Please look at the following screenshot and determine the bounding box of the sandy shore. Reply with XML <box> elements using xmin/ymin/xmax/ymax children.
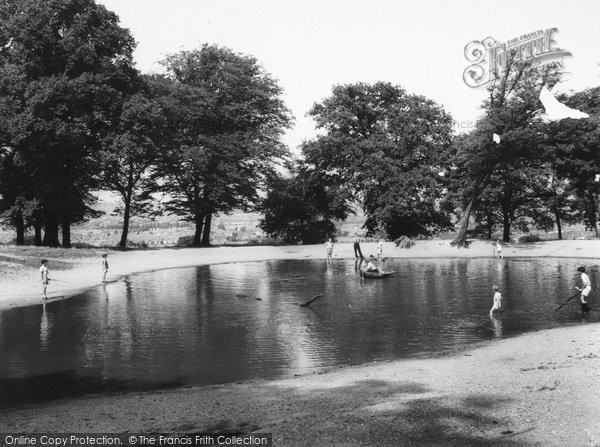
<box><xmin>1</xmin><ymin>239</ymin><xmax>600</xmax><ymax>445</ymax></box>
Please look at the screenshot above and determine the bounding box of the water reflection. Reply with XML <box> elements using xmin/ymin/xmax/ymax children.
<box><xmin>1</xmin><ymin>258</ymin><xmax>598</xmax><ymax>408</ymax></box>
<box><xmin>490</xmin><ymin>314</ymin><xmax>503</xmax><ymax>339</ymax></box>
<box><xmin>39</xmin><ymin>305</ymin><xmax>51</xmax><ymax>351</ymax></box>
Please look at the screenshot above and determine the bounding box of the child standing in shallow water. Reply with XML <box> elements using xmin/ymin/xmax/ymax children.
<box><xmin>102</xmin><ymin>254</ymin><xmax>109</xmax><ymax>283</ymax></box>
<box><xmin>490</xmin><ymin>285</ymin><xmax>502</xmax><ymax>315</ymax></box>
<box><xmin>325</xmin><ymin>239</ymin><xmax>333</xmax><ymax>260</ymax></box>
<box><xmin>353</xmin><ymin>234</ymin><xmax>364</xmax><ymax>259</ymax></box>
<box><xmin>40</xmin><ymin>259</ymin><xmax>49</xmax><ymax>301</ymax></box>
<box><xmin>575</xmin><ymin>266</ymin><xmax>591</xmax><ymax>314</ymax></box>
<box><xmin>495</xmin><ymin>239</ymin><xmax>503</xmax><ymax>259</ymax></box>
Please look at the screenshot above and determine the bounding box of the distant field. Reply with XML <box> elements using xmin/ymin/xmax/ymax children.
<box><xmin>0</xmin><ymin>198</ymin><xmax>368</xmax><ymax>248</ymax></box>
<box><xmin>0</xmin><ymin>200</ymin><xmax>595</xmax><ymax>248</ymax></box>
<box><xmin>0</xmin><ymin>212</ymin><xmax>269</xmax><ymax>247</ymax></box>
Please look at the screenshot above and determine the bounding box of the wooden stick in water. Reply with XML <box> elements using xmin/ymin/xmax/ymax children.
<box><xmin>300</xmin><ymin>294</ymin><xmax>324</xmax><ymax>307</ymax></box>
<box><xmin>554</xmin><ymin>290</ymin><xmax>581</xmax><ymax>312</ymax></box>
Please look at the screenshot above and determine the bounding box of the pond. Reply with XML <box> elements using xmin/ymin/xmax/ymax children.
<box><xmin>1</xmin><ymin>257</ymin><xmax>598</xmax><ymax>408</ymax></box>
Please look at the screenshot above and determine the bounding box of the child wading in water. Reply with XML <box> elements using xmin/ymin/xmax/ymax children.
<box><xmin>575</xmin><ymin>266</ymin><xmax>591</xmax><ymax>314</ymax></box>
<box><xmin>353</xmin><ymin>234</ymin><xmax>364</xmax><ymax>259</ymax></box>
<box><xmin>102</xmin><ymin>253</ymin><xmax>108</xmax><ymax>283</ymax></box>
<box><xmin>490</xmin><ymin>285</ymin><xmax>502</xmax><ymax>315</ymax></box>
<box><xmin>102</xmin><ymin>253</ymin><xmax>109</xmax><ymax>283</ymax></box>
<box><xmin>325</xmin><ymin>239</ymin><xmax>334</xmax><ymax>260</ymax></box>
<box><xmin>40</xmin><ymin>259</ymin><xmax>49</xmax><ymax>301</ymax></box>
<box><xmin>495</xmin><ymin>239</ymin><xmax>503</xmax><ymax>259</ymax></box>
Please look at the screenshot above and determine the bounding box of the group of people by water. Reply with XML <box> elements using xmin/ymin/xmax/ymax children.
<box><xmin>325</xmin><ymin>235</ymin><xmax>593</xmax><ymax>316</ymax></box>
<box><xmin>488</xmin><ymin>240</ymin><xmax>591</xmax><ymax>315</ymax></box>
<box><xmin>40</xmin><ymin>253</ymin><xmax>109</xmax><ymax>301</ymax></box>
<box><xmin>37</xmin><ymin>238</ymin><xmax>592</xmax><ymax>316</ymax></box>
<box><xmin>326</xmin><ymin>234</ymin><xmax>383</xmax><ymax>274</ymax></box>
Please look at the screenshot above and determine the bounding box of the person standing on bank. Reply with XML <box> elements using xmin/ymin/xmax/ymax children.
<box><xmin>40</xmin><ymin>259</ymin><xmax>49</xmax><ymax>301</ymax></box>
<box><xmin>102</xmin><ymin>253</ymin><xmax>109</xmax><ymax>283</ymax></box>
<box><xmin>353</xmin><ymin>233</ymin><xmax>364</xmax><ymax>259</ymax></box>
<box><xmin>575</xmin><ymin>266</ymin><xmax>591</xmax><ymax>314</ymax></box>
<box><xmin>377</xmin><ymin>238</ymin><xmax>383</xmax><ymax>261</ymax></box>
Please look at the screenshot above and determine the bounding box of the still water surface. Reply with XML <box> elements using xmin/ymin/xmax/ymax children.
<box><xmin>1</xmin><ymin>258</ymin><xmax>598</xmax><ymax>408</ymax></box>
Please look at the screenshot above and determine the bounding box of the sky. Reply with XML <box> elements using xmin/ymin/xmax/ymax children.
<box><xmin>97</xmin><ymin>0</ymin><xmax>600</xmax><ymax>151</ymax></box>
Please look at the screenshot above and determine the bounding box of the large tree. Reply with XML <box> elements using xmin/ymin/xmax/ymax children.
<box><xmin>155</xmin><ymin>44</ymin><xmax>292</xmax><ymax>246</ymax></box>
<box><xmin>303</xmin><ymin>82</ymin><xmax>454</xmax><ymax>239</ymax></box>
<box><xmin>0</xmin><ymin>0</ymin><xmax>136</xmax><ymax>246</ymax></box>
<box><xmin>100</xmin><ymin>76</ymin><xmax>168</xmax><ymax>248</ymax></box>
<box><xmin>546</xmin><ymin>87</ymin><xmax>600</xmax><ymax>235</ymax></box>
<box><xmin>451</xmin><ymin>55</ymin><xmax>560</xmax><ymax>246</ymax></box>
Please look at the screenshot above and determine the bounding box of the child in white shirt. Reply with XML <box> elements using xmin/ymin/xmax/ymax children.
<box><xmin>325</xmin><ymin>239</ymin><xmax>333</xmax><ymax>260</ymax></box>
<box><xmin>575</xmin><ymin>266</ymin><xmax>591</xmax><ymax>314</ymax></box>
<box><xmin>490</xmin><ymin>285</ymin><xmax>502</xmax><ymax>315</ymax></box>
<box><xmin>40</xmin><ymin>259</ymin><xmax>49</xmax><ymax>301</ymax></box>
<box><xmin>102</xmin><ymin>253</ymin><xmax>109</xmax><ymax>283</ymax></box>
<box><xmin>495</xmin><ymin>239</ymin><xmax>503</xmax><ymax>259</ymax></box>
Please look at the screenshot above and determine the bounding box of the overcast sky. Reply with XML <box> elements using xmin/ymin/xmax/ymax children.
<box><xmin>97</xmin><ymin>0</ymin><xmax>600</xmax><ymax>150</ymax></box>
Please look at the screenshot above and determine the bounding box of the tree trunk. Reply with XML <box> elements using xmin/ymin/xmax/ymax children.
<box><xmin>201</xmin><ymin>212</ymin><xmax>212</xmax><ymax>246</ymax></box>
<box><xmin>61</xmin><ymin>218</ymin><xmax>71</xmax><ymax>248</ymax></box>
<box><xmin>451</xmin><ymin>194</ymin><xmax>476</xmax><ymax>247</ymax></box>
<box><xmin>15</xmin><ymin>211</ymin><xmax>25</xmax><ymax>245</ymax></box>
<box><xmin>193</xmin><ymin>214</ymin><xmax>204</xmax><ymax>247</ymax></box>
<box><xmin>119</xmin><ymin>192</ymin><xmax>132</xmax><ymax>248</ymax></box>
<box><xmin>553</xmin><ymin>204</ymin><xmax>562</xmax><ymax>240</ymax></box>
<box><xmin>587</xmin><ymin>192</ymin><xmax>599</xmax><ymax>237</ymax></box>
<box><xmin>34</xmin><ymin>222</ymin><xmax>42</xmax><ymax>246</ymax></box>
<box><xmin>502</xmin><ymin>210</ymin><xmax>510</xmax><ymax>243</ymax></box>
<box><xmin>43</xmin><ymin>216</ymin><xmax>60</xmax><ymax>246</ymax></box>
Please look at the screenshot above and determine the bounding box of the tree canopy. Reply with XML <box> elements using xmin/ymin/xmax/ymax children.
<box><xmin>1</xmin><ymin>1</ymin><xmax>600</xmax><ymax>248</ymax></box>
<box><xmin>259</xmin><ymin>166</ymin><xmax>354</xmax><ymax>244</ymax></box>
<box><xmin>0</xmin><ymin>0</ymin><xmax>137</xmax><ymax>246</ymax></box>
<box><xmin>302</xmin><ymin>82</ymin><xmax>454</xmax><ymax>239</ymax></box>
<box><xmin>154</xmin><ymin>44</ymin><xmax>293</xmax><ymax>246</ymax></box>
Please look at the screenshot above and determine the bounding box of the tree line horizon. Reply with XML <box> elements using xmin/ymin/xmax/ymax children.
<box><xmin>1</xmin><ymin>0</ymin><xmax>599</xmax><ymax>249</ymax></box>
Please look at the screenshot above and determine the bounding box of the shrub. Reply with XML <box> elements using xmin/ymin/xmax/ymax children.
<box><xmin>518</xmin><ymin>234</ymin><xmax>541</xmax><ymax>243</ymax></box>
<box><xmin>394</xmin><ymin>235</ymin><xmax>415</xmax><ymax>249</ymax></box>
<box><xmin>71</xmin><ymin>242</ymin><xmax>98</xmax><ymax>248</ymax></box>
<box><xmin>245</xmin><ymin>237</ymin><xmax>284</xmax><ymax>246</ymax></box>
<box><xmin>176</xmin><ymin>236</ymin><xmax>195</xmax><ymax>247</ymax></box>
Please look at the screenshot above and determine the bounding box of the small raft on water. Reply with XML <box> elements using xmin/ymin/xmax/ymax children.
<box><xmin>362</xmin><ymin>271</ymin><xmax>394</xmax><ymax>279</ymax></box>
